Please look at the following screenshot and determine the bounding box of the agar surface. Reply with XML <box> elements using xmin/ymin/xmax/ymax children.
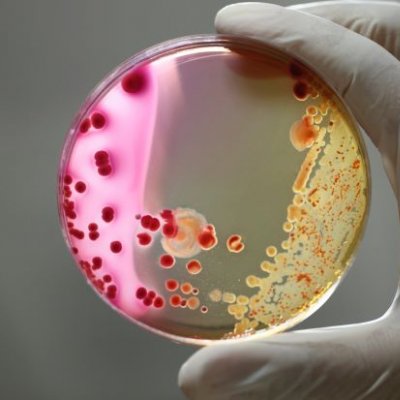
<box><xmin>59</xmin><ymin>42</ymin><xmax>368</xmax><ymax>342</ymax></box>
<box><xmin>223</xmin><ymin>80</ymin><xmax>367</xmax><ymax>337</ymax></box>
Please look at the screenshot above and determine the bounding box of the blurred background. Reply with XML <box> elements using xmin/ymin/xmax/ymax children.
<box><xmin>1</xmin><ymin>1</ymin><xmax>399</xmax><ymax>399</ymax></box>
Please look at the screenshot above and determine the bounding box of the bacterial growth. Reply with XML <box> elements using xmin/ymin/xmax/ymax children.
<box><xmin>58</xmin><ymin>37</ymin><xmax>369</xmax><ymax>344</ymax></box>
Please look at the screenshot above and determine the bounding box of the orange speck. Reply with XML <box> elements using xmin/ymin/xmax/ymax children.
<box><xmin>181</xmin><ymin>282</ymin><xmax>192</xmax><ymax>295</ymax></box>
<box><xmin>296</xmin><ymin>273</ymin><xmax>312</xmax><ymax>284</ymax></box>
<box><xmin>301</xmin><ymin>292</ymin><xmax>309</xmax><ymax>300</ymax></box>
<box><xmin>187</xmin><ymin>297</ymin><xmax>200</xmax><ymax>310</ymax></box>
<box><xmin>308</xmin><ymin>188</ymin><xmax>318</xmax><ymax>197</ymax></box>
<box><xmin>352</xmin><ymin>159</ymin><xmax>361</xmax><ymax>169</ymax></box>
<box><xmin>186</xmin><ymin>259</ymin><xmax>202</xmax><ymax>275</ymax></box>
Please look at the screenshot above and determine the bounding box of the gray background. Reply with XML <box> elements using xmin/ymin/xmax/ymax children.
<box><xmin>1</xmin><ymin>1</ymin><xmax>399</xmax><ymax>399</ymax></box>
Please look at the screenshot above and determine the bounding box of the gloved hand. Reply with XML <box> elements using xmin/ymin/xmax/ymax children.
<box><xmin>178</xmin><ymin>2</ymin><xmax>400</xmax><ymax>399</ymax></box>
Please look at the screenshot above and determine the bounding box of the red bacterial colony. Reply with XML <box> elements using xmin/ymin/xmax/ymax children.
<box><xmin>136</xmin><ymin>213</ymin><xmax>167</xmax><ymax>247</ymax></box>
<box><xmin>70</xmin><ymin>228</ymin><xmax>84</xmax><ymax>239</ymax></box>
<box><xmin>102</xmin><ymin>206</ymin><xmax>114</xmax><ymax>222</ymax></box>
<box><xmin>121</xmin><ymin>70</ymin><xmax>147</xmax><ymax>94</ymax></box>
<box><xmin>92</xmin><ymin>256</ymin><xmax>102</xmax><ymax>270</ymax></box>
<box><xmin>110</xmin><ymin>241</ymin><xmax>122</xmax><ymax>253</ymax></box>
<box><xmin>293</xmin><ymin>81</ymin><xmax>309</xmax><ymax>101</ymax></box>
<box><xmin>75</xmin><ymin>181</ymin><xmax>86</xmax><ymax>193</ymax></box>
<box><xmin>153</xmin><ymin>297</ymin><xmax>164</xmax><ymax>308</ymax></box>
<box><xmin>94</xmin><ymin>150</ymin><xmax>112</xmax><ymax>176</ymax></box>
<box><xmin>140</xmin><ymin>215</ymin><xmax>152</xmax><ymax>228</ymax></box>
<box><xmin>170</xmin><ymin>295</ymin><xmax>181</xmax><ymax>308</ymax></box>
<box><xmin>159</xmin><ymin>254</ymin><xmax>175</xmax><ymax>268</ymax></box>
<box><xmin>88</xmin><ymin>223</ymin><xmax>100</xmax><ymax>241</ymax></box>
<box><xmin>143</xmin><ymin>297</ymin><xmax>152</xmax><ymax>306</ymax></box>
<box><xmin>148</xmin><ymin>218</ymin><xmax>160</xmax><ymax>231</ymax></box>
<box><xmin>137</xmin><ymin>232</ymin><xmax>151</xmax><ymax>246</ymax></box>
<box><xmin>197</xmin><ymin>226</ymin><xmax>217</xmax><ymax>250</ymax></box>
<box><xmin>63</xmin><ymin>199</ymin><xmax>76</xmax><ymax>219</ymax></box>
<box><xmin>106</xmin><ymin>285</ymin><xmax>117</xmax><ymax>300</ymax></box>
<box><xmin>160</xmin><ymin>209</ymin><xmax>178</xmax><ymax>238</ymax></box>
<box><xmin>91</xmin><ymin>112</ymin><xmax>106</xmax><ymax>129</ymax></box>
<box><xmin>161</xmin><ymin>209</ymin><xmax>173</xmax><ymax>219</ymax></box>
<box><xmin>186</xmin><ymin>259</ymin><xmax>202</xmax><ymax>275</ymax></box>
<box><xmin>135</xmin><ymin>286</ymin><xmax>165</xmax><ymax>309</ymax></box>
<box><xmin>162</xmin><ymin>222</ymin><xmax>177</xmax><ymax>238</ymax></box>
<box><xmin>89</xmin><ymin>231</ymin><xmax>100</xmax><ymax>241</ymax></box>
<box><xmin>136</xmin><ymin>287</ymin><xmax>147</xmax><ymax>299</ymax></box>
<box><xmin>226</xmin><ymin>234</ymin><xmax>245</xmax><ymax>253</ymax></box>
<box><xmin>78</xmin><ymin>257</ymin><xmax>117</xmax><ymax>301</ymax></box>
<box><xmin>140</xmin><ymin>215</ymin><xmax>160</xmax><ymax>231</ymax></box>
<box><xmin>165</xmin><ymin>279</ymin><xmax>179</xmax><ymax>292</ymax></box>
<box><xmin>88</xmin><ymin>223</ymin><xmax>98</xmax><ymax>231</ymax></box>
<box><xmin>79</xmin><ymin>118</ymin><xmax>91</xmax><ymax>133</ymax></box>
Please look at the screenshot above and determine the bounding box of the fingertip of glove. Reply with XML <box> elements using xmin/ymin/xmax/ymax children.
<box><xmin>178</xmin><ymin>359</ymin><xmax>194</xmax><ymax>398</ymax></box>
<box><xmin>178</xmin><ymin>343</ymin><xmax>243</xmax><ymax>398</ymax></box>
<box><xmin>215</xmin><ymin>2</ymin><xmax>284</xmax><ymax>33</ymax></box>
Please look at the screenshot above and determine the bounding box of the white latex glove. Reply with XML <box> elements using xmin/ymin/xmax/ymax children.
<box><xmin>178</xmin><ymin>2</ymin><xmax>400</xmax><ymax>399</ymax></box>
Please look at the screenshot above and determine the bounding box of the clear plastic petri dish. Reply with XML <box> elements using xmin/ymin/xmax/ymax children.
<box><xmin>58</xmin><ymin>34</ymin><xmax>370</xmax><ymax>345</ymax></box>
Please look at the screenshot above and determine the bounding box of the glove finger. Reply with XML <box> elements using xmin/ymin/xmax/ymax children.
<box><xmin>289</xmin><ymin>0</ymin><xmax>400</xmax><ymax>60</ymax></box>
<box><xmin>215</xmin><ymin>2</ymin><xmax>400</xmax><ymax>200</ymax></box>
<box><xmin>179</xmin><ymin>320</ymin><xmax>399</xmax><ymax>400</ymax></box>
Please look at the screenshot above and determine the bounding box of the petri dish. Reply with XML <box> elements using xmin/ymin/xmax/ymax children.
<box><xmin>58</xmin><ymin>35</ymin><xmax>370</xmax><ymax>345</ymax></box>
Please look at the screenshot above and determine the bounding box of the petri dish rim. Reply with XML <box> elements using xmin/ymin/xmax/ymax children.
<box><xmin>57</xmin><ymin>34</ymin><xmax>371</xmax><ymax>346</ymax></box>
